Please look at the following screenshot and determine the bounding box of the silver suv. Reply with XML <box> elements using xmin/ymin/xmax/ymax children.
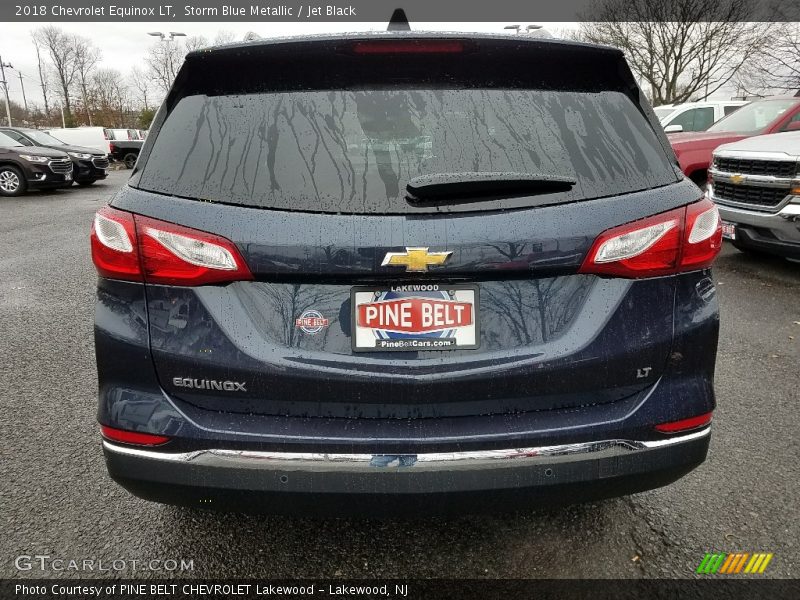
<box><xmin>709</xmin><ymin>131</ymin><xmax>800</xmax><ymax>261</ymax></box>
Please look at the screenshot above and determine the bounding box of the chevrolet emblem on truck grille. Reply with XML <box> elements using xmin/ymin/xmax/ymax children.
<box><xmin>381</xmin><ymin>247</ymin><xmax>453</xmax><ymax>272</ymax></box>
<box><xmin>730</xmin><ymin>174</ymin><xmax>746</xmax><ymax>185</ymax></box>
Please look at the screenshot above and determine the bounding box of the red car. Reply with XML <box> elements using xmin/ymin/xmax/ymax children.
<box><xmin>668</xmin><ymin>97</ymin><xmax>800</xmax><ymax>186</ymax></box>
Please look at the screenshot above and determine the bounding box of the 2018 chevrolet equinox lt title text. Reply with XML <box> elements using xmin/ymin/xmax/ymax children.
<box><xmin>91</xmin><ymin>33</ymin><xmax>722</xmax><ymax>515</ymax></box>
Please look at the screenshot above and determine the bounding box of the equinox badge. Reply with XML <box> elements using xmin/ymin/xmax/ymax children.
<box><xmin>173</xmin><ymin>377</ymin><xmax>247</xmax><ymax>392</ymax></box>
<box><xmin>381</xmin><ymin>247</ymin><xmax>452</xmax><ymax>273</ymax></box>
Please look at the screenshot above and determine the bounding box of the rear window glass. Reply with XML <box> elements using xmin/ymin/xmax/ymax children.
<box><xmin>136</xmin><ymin>89</ymin><xmax>677</xmax><ymax>214</ymax></box>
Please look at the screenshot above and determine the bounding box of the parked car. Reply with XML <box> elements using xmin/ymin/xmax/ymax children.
<box><xmin>709</xmin><ymin>131</ymin><xmax>800</xmax><ymax>261</ymax></box>
<box><xmin>0</xmin><ymin>130</ymin><xmax>73</xmax><ymax>196</ymax></box>
<box><xmin>92</xmin><ymin>33</ymin><xmax>722</xmax><ymax>515</ymax></box>
<box><xmin>655</xmin><ymin>100</ymin><xmax>749</xmax><ymax>133</ymax></box>
<box><xmin>109</xmin><ymin>139</ymin><xmax>144</xmax><ymax>168</ymax></box>
<box><xmin>668</xmin><ymin>96</ymin><xmax>800</xmax><ymax>186</ymax></box>
<box><xmin>43</xmin><ymin>126</ymin><xmax>111</xmax><ymax>156</ymax></box>
<box><xmin>0</xmin><ymin>127</ymin><xmax>109</xmax><ymax>186</ymax></box>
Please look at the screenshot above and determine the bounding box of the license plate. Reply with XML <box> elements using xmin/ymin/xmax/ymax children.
<box><xmin>721</xmin><ymin>221</ymin><xmax>736</xmax><ymax>240</ymax></box>
<box><xmin>351</xmin><ymin>284</ymin><xmax>479</xmax><ymax>352</ymax></box>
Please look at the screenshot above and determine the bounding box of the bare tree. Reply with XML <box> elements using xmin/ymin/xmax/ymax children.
<box><xmin>31</xmin><ymin>35</ymin><xmax>52</xmax><ymax>124</ymax></box>
<box><xmin>128</xmin><ymin>66</ymin><xmax>152</xmax><ymax>111</ymax></box>
<box><xmin>184</xmin><ymin>35</ymin><xmax>209</xmax><ymax>52</ymax></box>
<box><xmin>91</xmin><ymin>68</ymin><xmax>130</xmax><ymax>126</ymax></box>
<box><xmin>144</xmin><ymin>31</ymin><xmax>235</xmax><ymax>96</ymax></box>
<box><xmin>32</xmin><ymin>26</ymin><xmax>81</xmax><ymax>124</ymax></box>
<box><xmin>214</xmin><ymin>30</ymin><xmax>236</xmax><ymax>45</ymax></box>
<box><xmin>74</xmin><ymin>38</ymin><xmax>101</xmax><ymax>125</ymax></box>
<box><xmin>734</xmin><ymin>22</ymin><xmax>800</xmax><ymax>96</ymax></box>
<box><xmin>576</xmin><ymin>0</ymin><xmax>770</xmax><ymax>105</ymax></box>
<box><xmin>146</xmin><ymin>40</ymin><xmax>184</xmax><ymax>94</ymax></box>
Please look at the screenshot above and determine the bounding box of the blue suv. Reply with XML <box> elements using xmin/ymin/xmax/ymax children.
<box><xmin>91</xmin><ymin>33</ymin><xmax>721</xmax><ymax>515</ymax></box>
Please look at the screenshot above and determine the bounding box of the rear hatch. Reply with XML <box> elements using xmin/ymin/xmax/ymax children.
<box><xmin>116</xmin><ymin>34</ymin><xmax>692</xmax><ymax>419</ymax></box>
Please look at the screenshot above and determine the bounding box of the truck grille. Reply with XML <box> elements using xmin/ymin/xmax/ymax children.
<box><xmin>713</xmin><ymin>181</ymin><xmax>788</xmax><ymax>210</ymax></box>
<box><xmin>92</xmin><ymin>156</ymin><xmax>110</xmax><ymax>169</ymax></box>
<box><xmin>48</xmin><ymin>159</ymin><xmax>73</xmax><ymax>174</ymax></box>
<box><xmin>714</xmin><ymin>157</ymin><xmax>797</xmax><ymax>178</ymax></box>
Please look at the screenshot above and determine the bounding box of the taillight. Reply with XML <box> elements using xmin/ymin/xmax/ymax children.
<box><xmin>579</xmin><ymin>198</ymin><xmax>722</xmax><ymax>278</ymax></box>
<box><xmin>90</xmin><ymin>206</ymin><xmax>253</xmax><ymax>286</ymax></box>
<box><xmin>91</xmin><ymin>206</ymin><xmax>141</xmax><ymax>280</ymax></box>
<box><xmin>101</xmin><ymin>425</ymin><xmax>170</xmax><ymax>446</ymax></box>
<box><xmin>350</xmin><ymin>40</ymin><xmax>465</xmax><ymax>54</ymax></box>
<box><xmin>682</xmin><ymin>199</ymin><xmax>724</xmax><ymax>269</ymax></box>
<box><xmin>654</xmin><ymin>411</ymin><xmax>713</xmax><ymax>434</ymax></box>
<box><xmin>136</xmin><ymin>215</ymin><xmax>253</xmax><ymax>285</ymax></box>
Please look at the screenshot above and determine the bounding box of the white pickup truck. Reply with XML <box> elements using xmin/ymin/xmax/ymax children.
<box><xmin>655</xmin><ymin>100</ymin><xmax>749</xmax><ymax>133</ymax></box>
<box><xmin>708</xmin><ymin>131</ymin><xmax>800</xmax><ymax>261</ymax></box>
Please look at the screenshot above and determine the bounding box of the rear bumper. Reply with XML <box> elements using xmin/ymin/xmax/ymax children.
<box><xmin>103</xmin><ymin>427</ymin><xmax>710</xmax><ymax>515</ymax></box>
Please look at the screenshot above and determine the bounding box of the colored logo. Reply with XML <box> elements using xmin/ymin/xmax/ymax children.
<box><xmin>696</xmin><ymin>552</ymin><xmax>774</xmax><ymax>574</ymax></box>
<box><xmin>295</xmin><ymin>310</ymin><xmax>329</xmax><ymax>334</ymax></box>
<box><xmin>381</xmin><ymin>247</ymin><xmax>452</xmax><ymax>272</ymax></box>
<box><xmin>729</xmin><ymin>174</ymin><xmax>746</xmax><ymax>185</ymax></box>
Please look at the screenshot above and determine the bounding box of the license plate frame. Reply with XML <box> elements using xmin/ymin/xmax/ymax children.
<box><xmin>721</xmin><ymin>221</ymin><xmax>736</xmax><ymax>240</ymax></box>
<box><xmin>351</xmin><ymin>284</ymin><xmax>480</xmax><ymax>352</ymax></box>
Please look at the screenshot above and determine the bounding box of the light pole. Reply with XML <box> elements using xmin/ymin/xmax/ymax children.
<box><xmin>504</xmin><ymin>24</ymin><xmax>545</xmax><ymax>35</ymax></box>
<box><xmin>0</xmin><ymin>56</ymin><xmax>12</xmax><ymax>127</ymax></box>
<box><xmin>17</xmin><ymin>72</ymin><xmax>28</xmax><ymax>115</ymax></box>
<box><xmin>147</xmin><ymin>31</ymin><xmax>186</xmax><ymax>42</ymax></box>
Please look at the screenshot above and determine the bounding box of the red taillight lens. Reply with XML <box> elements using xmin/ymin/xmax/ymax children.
<box><xmin>351</xmin><ymin>40</ymin><xmax>465</xmax><ymax>54</ymax></box>
<box><xmin>90</xmin><ymin>207</ymin><xmax>253</xmax><ymax>286</ymax></box>
<box><xmin>654</xmin><ymin>411</ymin><xmax>713</xmax><ymax>433</ymax></box>
<box><xmin>579</xmin><ymin>198</ymin><xmax>721</xmax><ymax>278</ymax></box>
<box><xmin>135</xmin><ymin>215</ymin><xmax>253</xmax><ymax>286</ymax></box>
<box><xmin>579</xmin><ymin>207</ymin><xmax>683</xmax><ymax>278</ymax></box>
<box><xmin>100</xmin><ymin>425</ymin><xmax>170</xmax><ymax>446</ymax></box>
<box><xmin>91</xmin><ymin>206</ymin><xmax>142</xmax><ymax>281</ymax></box>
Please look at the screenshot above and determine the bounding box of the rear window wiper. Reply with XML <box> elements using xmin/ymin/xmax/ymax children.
<box><xmin>406</xmin><ymin>172</ymin><xmax>576</xmax><ymax>204</ymax></box>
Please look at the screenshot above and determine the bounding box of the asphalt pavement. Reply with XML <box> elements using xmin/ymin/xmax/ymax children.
<box><xmin>1</xmin><ymin>170</ymin><xmax>798</xmax><ymax>579</ymax></box>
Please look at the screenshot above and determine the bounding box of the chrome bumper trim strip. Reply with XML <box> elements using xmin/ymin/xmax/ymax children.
<box><xmin>102</xmin><ymin>427</ymin><xmax>710</xmax><ymax>472</ymax></box>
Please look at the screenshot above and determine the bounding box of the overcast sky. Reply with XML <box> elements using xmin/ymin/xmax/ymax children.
<box><xmin>1</xmin><ymin>22</ymin><xmax>577</xmax><ymax>107</ymax></box>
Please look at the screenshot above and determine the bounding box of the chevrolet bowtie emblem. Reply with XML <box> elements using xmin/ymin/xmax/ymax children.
<box><xmin>381</xmin><ymin>247</ymin><xmax>452</xmax><ymax>272</ymax></box>
<box><xmin>730</xmin><ymin>173</ymin><xmax>746</xmax><ymax>185</ymax></box>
